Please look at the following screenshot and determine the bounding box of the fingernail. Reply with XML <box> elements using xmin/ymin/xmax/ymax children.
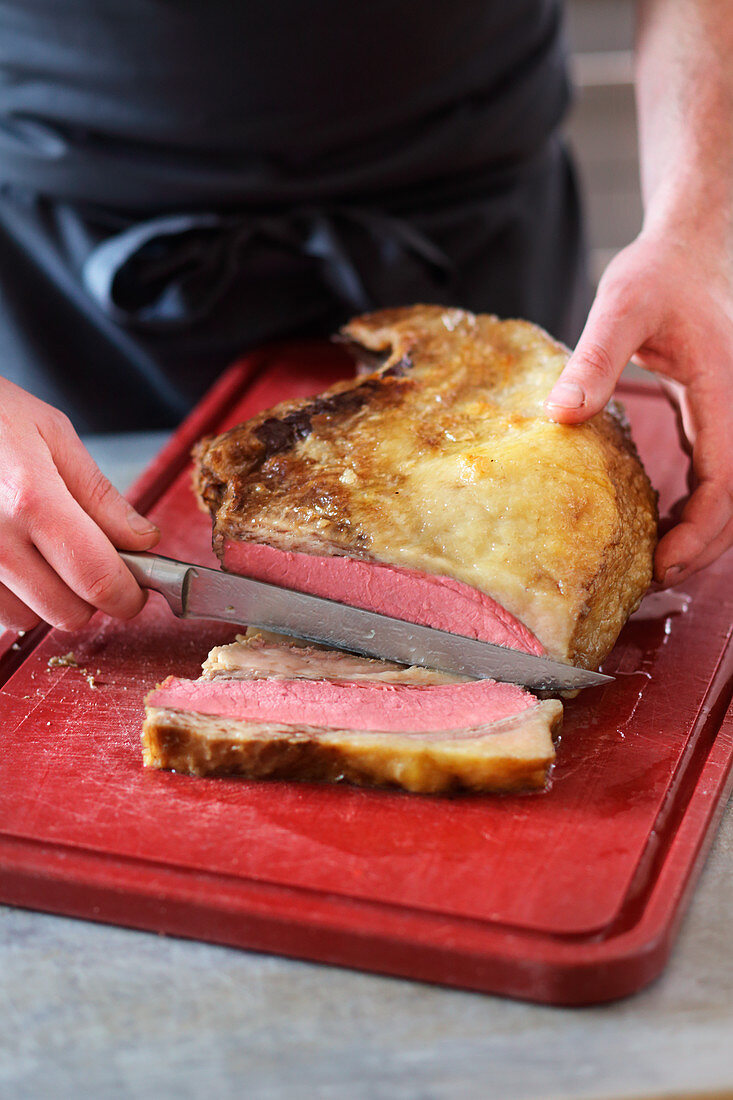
<box><xmin>546</xmin><ymin>382</ymin><xmax>585</xmax><ymax>409</ymax></box>
<box><xmin>663</xmin><ymin>564</ymin><xmax>687</xmax><ymax>586</ymax></box>
<box><xmin>127</xmin><ymin>507</ymin><xmax>158</xmax><ymax>536</ymax></box>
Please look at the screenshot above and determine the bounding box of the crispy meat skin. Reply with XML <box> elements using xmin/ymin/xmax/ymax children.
<box><xmin>194</xmin><ymin>305</ymin><xmax>658</xmax><ymax>668</ymax></box>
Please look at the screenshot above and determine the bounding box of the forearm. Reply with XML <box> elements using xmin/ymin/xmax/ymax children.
<box><xmin>635</xmin><ymin>0</ymin><xmax>733</xmax><ymax>252</ymax></box>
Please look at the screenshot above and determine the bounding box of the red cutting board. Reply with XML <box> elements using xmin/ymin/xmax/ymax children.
<box><xmin>1</xmin><ymin>342</ymin><xmax>732</xmax><ymax>1005</ymax></box>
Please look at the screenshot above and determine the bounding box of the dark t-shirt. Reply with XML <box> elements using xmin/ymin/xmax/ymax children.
<box><xmin>0</xmin><ymin>0</ymin><xmax>588</xmax><ymax>430</ymax></box>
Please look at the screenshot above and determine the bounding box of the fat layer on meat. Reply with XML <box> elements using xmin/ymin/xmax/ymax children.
<box><xmin>202</xmin><ymin>632</ymin><xmax>469</xmax><ymax>684</ymax></box>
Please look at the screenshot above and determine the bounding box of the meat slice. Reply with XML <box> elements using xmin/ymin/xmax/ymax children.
<box><xmin>195</xmin><ymin>305</ymin><xmax>657</xmax><ymax>669</ymax></box>
<box><xmin>221</xmin><ymin>542</ymin><xmax>545</xmax><ymax>656</ymax></box>
<box><xmin>143</xmin><ymin>636</ymin><xmax>561</xmax><ymax>794</ymax></box>
<box><xmin>202</xmin><ymin>633</ymin><xmax>468</xmax><ymax>684</ymax></box>
<box><xmin>147</xmin><ymin>673</ymin><xmax>539</xmax><ymax>731</ymax></box>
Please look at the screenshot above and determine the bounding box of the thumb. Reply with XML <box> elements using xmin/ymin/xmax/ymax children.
<box><xmin>545</xmin><ymin>286</ymin><xmax>647</xmax><ymax>424</ymax></box>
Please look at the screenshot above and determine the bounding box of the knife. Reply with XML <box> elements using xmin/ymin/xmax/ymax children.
<box><xmin>120</xmin><ymin>551</ymin><xmax>613</xmax><ymax>692</ymax></box>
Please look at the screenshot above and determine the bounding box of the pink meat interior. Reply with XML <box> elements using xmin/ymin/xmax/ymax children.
<box><xmin>222</xmin><ymin>541</ymin><xmax>544</xmax><ymax>656</ymax></box>
<box><xmin>149</xmin><ymin>676</ymin><xmax>537</xmax><ymax>733</ymax></box>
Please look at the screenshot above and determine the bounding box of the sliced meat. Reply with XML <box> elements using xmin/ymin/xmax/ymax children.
<box><xmin>221</xmin><ymin>541</ymin><xmax>545</xmax><ymax>656</ymax></box>
<box><xmin>143</xmin><ymin>698</ymin><xmax>561</xmax><ymax>795</ymax></box>
<box><xmin>203</xmin><ymin>633</ymin><xmax>468</xmax><ymax>684</ymax></box>
<box><xmin>147</xmin><ymin>675</ymin><xmax>539</xmax><ymax>731</ymax></box>
<box><xmin>142</xmin><ymin>648</ymin><xmax>562</xmax><ymax>794</ymax></box>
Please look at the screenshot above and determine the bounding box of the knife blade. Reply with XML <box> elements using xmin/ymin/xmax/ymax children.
<box><xmin>120</xmin><ymin>551</ymin><xmax>613</xmax><ymax>692</ymax></box>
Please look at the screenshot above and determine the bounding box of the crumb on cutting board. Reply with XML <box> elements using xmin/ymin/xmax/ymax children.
<box><xmin>47</xmin><ymin>651</ymin><xmax>97</xmax><ymax>689</ymax></box>
<box><xmin>48</xmin><ymin>652</ymin><xmax>79</xmax><ymax>668</ymax></box>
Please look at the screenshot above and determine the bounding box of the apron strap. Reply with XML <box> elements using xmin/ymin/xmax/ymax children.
<box><xmin>82</xmin><ymin>206</ymin><xmax>453</xmax><ymax>331</ymax></box>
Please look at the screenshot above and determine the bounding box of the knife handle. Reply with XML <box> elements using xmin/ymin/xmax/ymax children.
<box><xmin>120</xmin><ymin>551</ymin><xmax>193</xmax><ymax>617</ymax></box>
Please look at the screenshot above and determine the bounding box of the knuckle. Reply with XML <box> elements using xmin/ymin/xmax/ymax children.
<box><xmin>4</xmin><ymin>478</ymin><xmax>41</xmax><ymax>523</ymax></box>
<box><xmin>47</xmin><ymin>406</ymin><xmax>73</xmax><ymax>436</ymax></box>
<box><xmin>83</xmin><ymin>468</ymin><xmax>118</xmax><ymax>514</ymax></box>
<box><xmin>81</xmin><ymin>564</ymin><xmax>125</xmax><ymax>608</ymax></box>
<box><xmin>598</xmin><ymin>270</ymin><xmax>633</xmax><ymax>305</ymax></box>
<box><xmin>37</xmin><ymin>405</ymin><xmax>75</xmax><ymax>451</ymax></box>
<box><xmin>597</xmin><ymin>266</ymin><xmax>651</xmax><ymax>322</ymax></box>
<box><xmin>578</xmin><ymin>341</ymin><xmax>615</xmax><ymax>382</ymax></box>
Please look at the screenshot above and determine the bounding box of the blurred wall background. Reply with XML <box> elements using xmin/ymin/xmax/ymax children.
<box><xmin>565</xmin><ymin>0</ymin><xmax>641</xmax><ymax>286</ymax></box>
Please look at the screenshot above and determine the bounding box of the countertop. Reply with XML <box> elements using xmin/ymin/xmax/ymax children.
<box><xmin>1</xmin><ymin>432</ymin><xmax>731</xmax><ymax>1100</ymax></box>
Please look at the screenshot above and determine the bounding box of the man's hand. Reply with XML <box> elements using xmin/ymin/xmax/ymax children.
<box><xmin>547</xmin><ymin>0</ymin><xmax>733</xmax><ymax>587</ymax></box>
<box><xmin>0</xmin><ymin>378</ymin><xmax>160</xmax><ymax>632</ymax></box>
<box><xmin>545</xmin><ymin>231</ymin><xmax>733</xmax><ymax>586</ymax></box>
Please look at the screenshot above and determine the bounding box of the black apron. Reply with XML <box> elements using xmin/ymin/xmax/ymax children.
<box><xmin>0</xmin><ymin>0</ymin><xmax>589</xmax><ymax>431</ymax></box>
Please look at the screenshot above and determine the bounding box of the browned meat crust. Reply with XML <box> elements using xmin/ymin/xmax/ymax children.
<box><xmin>142</xmin><ymin>701</ymin><xmax>562</xmax><ymax>795</ymax></box>
<box><xmin>194</xmin><ymin>305</ymin><xmax>658</xmax><ymax>669</ymax></box>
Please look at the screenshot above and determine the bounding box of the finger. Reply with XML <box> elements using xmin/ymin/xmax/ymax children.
<box><xmin>0</xmin><ymin>533</ymin><xmax>95</xmax><ymax>631</ymax></box>
<box><xmin>657</xmin><ymin>377</ymin><xmax>697</xmax><ymax>452</ymax></box>
<box><xmin>545</xmin><ymin>283</ymin><xmax>649</xmax><ymax>423</ymax></box>
<box><xmin>655</xmin><ymin>477</ymin><xmax>733</xmax><ymax>584</ymax></box>
<box><xmin>28</xmin><ymin>481</ymin><xmax>149</xmax><ymax>622</ymax></box>
<box><xmin>654</xmin><ymin>345</ymin><xmax>733</xmax><ymax>578</ymax></box>
<box><xmin>0</xmin><ymin>581</ymin><xmax>41</xmax><ymax>633</ymax></box>
<box><xmin>41</xmin><ymin>411</ymin><xmax>160</xmax><ymax>550</ymax></box>
<box><xmin>677</xmin><ymin>513</ymin><xmax>733</xmax><ymax>579</ymax></box>
<box><xmin>657</xmin><ymin>514</ymin><xmax>733</xmax><ymax>586</ymax></box>
<box><xmin>5</xmin><ymin>462</ymin><xmax>148</xmax><ymax>622</ymax></box>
